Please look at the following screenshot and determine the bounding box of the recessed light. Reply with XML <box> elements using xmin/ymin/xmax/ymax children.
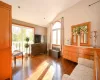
<box><xmin>18</xmin><ymin>6</ymin><xmax>20</xmax><ymax>8</ymax></box>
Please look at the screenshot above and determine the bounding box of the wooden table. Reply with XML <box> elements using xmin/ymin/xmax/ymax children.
<box><xmin>13</xmin><ymin>51</ymin><xmax>23</xmax><ymax>65</ymax></box>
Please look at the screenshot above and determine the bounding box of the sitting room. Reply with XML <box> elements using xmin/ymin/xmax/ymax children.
<box><xmin>0</xmin><ymin>0</ymin><xmax>100</xmax><ymax>80</ymax></box>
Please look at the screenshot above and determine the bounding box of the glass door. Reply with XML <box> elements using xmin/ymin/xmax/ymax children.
<box><xmin>12</xmin><ymin>24</ymin><xmax>34</xmax><ymax>55</ymax></box>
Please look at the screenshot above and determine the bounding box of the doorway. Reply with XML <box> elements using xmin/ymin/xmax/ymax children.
<box><xmin>12</xmin><ymin>24</ymin><xmax>34</xmax><ymax>55</ymax></box>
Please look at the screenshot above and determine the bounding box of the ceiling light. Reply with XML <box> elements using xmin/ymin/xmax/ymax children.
<box><xmin>18</xmin><ymin>6</ymin><xmax>20</xmax><ymax>9</ymax></box>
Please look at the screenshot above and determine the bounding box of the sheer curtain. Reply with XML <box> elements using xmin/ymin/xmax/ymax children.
<box><xmin>61</xmin><ymin>17</ymin><xmax>64</xmax><ymax>55</ymax></box>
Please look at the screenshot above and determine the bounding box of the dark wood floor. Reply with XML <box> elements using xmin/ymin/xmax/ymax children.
<box><xmin>12</xmin><ymin>54</ymin><xmax>77</xmax><ymax>80</ymax></box>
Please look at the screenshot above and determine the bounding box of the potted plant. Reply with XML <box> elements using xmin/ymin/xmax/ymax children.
<box><xmin>25</xmin><ymin>37</ymin><xmax>30</xmax><ymax>57</ymax></box>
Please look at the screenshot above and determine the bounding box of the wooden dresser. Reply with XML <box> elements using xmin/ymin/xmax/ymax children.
<box><xmin>62</xmin><ymin>45</ymin><xmax>78</xmax><ymax>62</ymax></box>
<box><xmin>0</xmin><ymin>1</ymin><xmax>12</xmax><ymax>79</ymax></box>
<box><xmin>62</xmin><ymin>45</ymin><xmax>95</xmax><ymax>63</ymax></box>
<box><xmin>94</xmin><ymin>49</ymin><xmax>100</xmax><ymax>80</ymax></box>
<box><xmin>31</xmin><ymin>43</ymin><xmax>47</xmax><ymax>56</ymax></box>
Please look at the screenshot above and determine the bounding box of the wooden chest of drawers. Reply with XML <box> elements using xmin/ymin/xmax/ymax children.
<box><xmin>62</xmin><ymin>45</ymin><xmax>94</xmax><ymax>63</ymax></box>
<box><xmin>62</xmin><ymin>46</ymin><xmax>78</xmax><ymax>62</ymax></box>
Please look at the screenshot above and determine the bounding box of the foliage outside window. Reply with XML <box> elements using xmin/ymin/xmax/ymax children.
<box><xmin>12</xmin><ymin>25</ymin><xmax>34</xmax><ymax>54</ymax></box>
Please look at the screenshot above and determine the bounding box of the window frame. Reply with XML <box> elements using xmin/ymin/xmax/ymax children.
<box><xmin>52</xmin><ymin>22</ymin><xmax>61</xmax><ymax>46</ymax></box>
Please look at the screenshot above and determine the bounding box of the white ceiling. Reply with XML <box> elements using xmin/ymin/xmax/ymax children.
<box><xmin>2</xmin><ymin>0</ymin><xmax>81</xmax><ymax>27</ymax></box>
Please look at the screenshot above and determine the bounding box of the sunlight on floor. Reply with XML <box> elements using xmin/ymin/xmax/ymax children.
<box><xmin>42</xmin><ymin>65</ymin><xmax>55</xmax><ymax>80</ymax></box>
<box><xmin>26</xmin><ymin>61</ymin><xmax>49</xmax><ymax>80</ymax></box>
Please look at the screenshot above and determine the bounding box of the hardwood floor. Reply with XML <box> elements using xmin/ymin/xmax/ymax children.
<box><xmin>12</xmin><ymin>54</ymin><xmax>77</xmax><ymax>80</ymax></box>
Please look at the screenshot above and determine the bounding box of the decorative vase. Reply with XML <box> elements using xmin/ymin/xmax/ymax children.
<box><xmin>77</xmin><ymin>34</ymin><xmax>80</xmax><ymax>46</ymax></box>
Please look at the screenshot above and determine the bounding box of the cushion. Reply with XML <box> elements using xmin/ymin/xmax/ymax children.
<box><xmin>52</xmin><ymin>46</ymin><xmax>60</xmax><ymax>51</ymax></box>
<box><xmin>67</xmin><ymin>77</ymin><xmax>74</xmax><ymax>80</ymax></box>
<box><xmin>62</xmin><ymin>74</ymin><xmax>69</xmax><ymax>80</ymax></box>
<box><xmin>70</xmin><ymin>64</ymin><xmax>93</xmax><ymax>80</ymax></box>
<box><xmin>52</xmin><ymin>49</ymin><xmax>60</xmax><ymax>53</ymax></box>
<box><xmin>78</xmin><ymin>58</ymin><xmax>93</xmax><ymax>68</ymax></box>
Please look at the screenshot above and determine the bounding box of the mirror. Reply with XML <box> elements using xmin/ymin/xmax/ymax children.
<box><xmin>71</xmin><ymin>22</ymin><xmax>91</xmax><ymax>46</ymax></box>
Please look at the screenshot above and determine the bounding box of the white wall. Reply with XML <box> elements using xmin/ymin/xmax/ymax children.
<box><xmin>47</xmin><ymin>0</ymin><xmax>100</xmax><ymax>49</ymax></box>
<box><xmin>12</xmin><ymin>19</ymin><xmax>47</xmax><ymax>36</ymax></box>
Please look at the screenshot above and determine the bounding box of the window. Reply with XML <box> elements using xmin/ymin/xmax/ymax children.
<box><xmin>12</xmin><ymin>24</ymin><xmax>34</xmax><ymax>55</ymax></box>
<box><xmin>52</xmin><ymin>22</ymin><xmax>61</xmax><ymax>45</ymax></box>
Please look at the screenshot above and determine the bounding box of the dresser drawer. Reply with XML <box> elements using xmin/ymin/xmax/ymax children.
<box><xmin>62</xmin><ymin>45</ymin><xmax>94</xmax><ymax>63</ymax></box>
<box><xmin>63</xmin><ymin>46</ymin><xmax>78</xmax><ymax>52</ymax></box>
<box><xmin>62</xmin><ymin>51</ymin><xmax>68</xmax><ymax>58</ymax></box>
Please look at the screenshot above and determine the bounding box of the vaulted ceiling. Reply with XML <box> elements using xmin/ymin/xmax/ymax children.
<box><xmin>2</xmin><ymin>0</ymin><xmax>81</xmax><ymax>27</ymax></box>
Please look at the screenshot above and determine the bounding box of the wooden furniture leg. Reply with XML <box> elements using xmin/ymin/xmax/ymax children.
<box><xmin>22</xmin><ymin>53</ymin><xmax>23</xmax><ymax>64</ymax></box>
<box><xmin>14</xmin><ymin>57</ymin><xmax>16</xmax><ymax>65</ymax></box>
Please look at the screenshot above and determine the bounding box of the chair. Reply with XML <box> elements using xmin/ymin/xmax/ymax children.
<box><xmin>51</xmin><ymin>46</ymin><xmax>60</xmax><ymax>59</ymax></box>
<box><xmin>13</xmin><ymin>50</ymin><xmax>23</xmax><ymax>65</ymax></box>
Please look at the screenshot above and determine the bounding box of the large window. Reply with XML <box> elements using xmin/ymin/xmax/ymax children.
<box><xmin>52</xmin><ymin>22</ymin><xmax>61</xmax><ymax>45</ymax></box>
<box><xmin>12</xmin><ymin>24</ymin><xmax>34</xmax><ymax>55</ymax></box>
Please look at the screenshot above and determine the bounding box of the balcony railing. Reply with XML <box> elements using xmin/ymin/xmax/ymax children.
<box><xmin>12</xmin><ymin>41</ymin><xmax>33</xmax><ymax>55</ymax></box>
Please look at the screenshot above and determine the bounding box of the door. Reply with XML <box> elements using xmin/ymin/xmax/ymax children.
<box><xmin>0</xmin><ymin>6</ymin><xmax>10</xmax><ymax>49</ymax></box>
<box><xmin>0</xmin><ymin>1</ymin><xmax>12</xmax><ymax>80</ymax></box>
